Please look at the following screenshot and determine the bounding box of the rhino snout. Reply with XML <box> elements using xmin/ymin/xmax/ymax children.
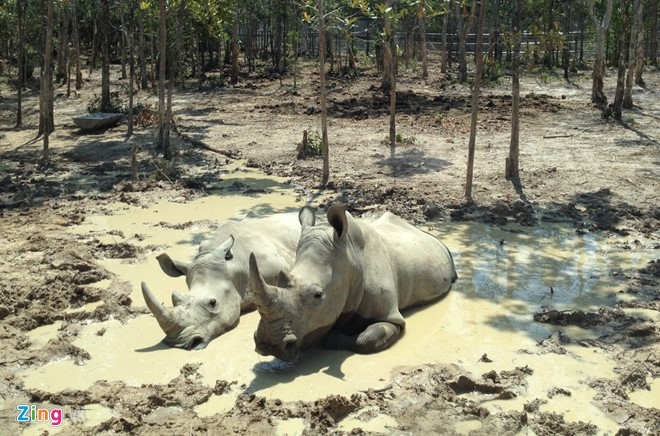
<box><xmin>283</xmin><ymin>334</ymin><xmax>297</xmax><ymax>352</ymax></box>
<box><xmin>253</xmin><ymin>332</ymin><xmax>300</xmax><ymax>362</ymax></box>
<box><xmin>187</xmin><ymin>335</ymin><xmax>206</xmax><ymax>350</ymax></box>
<box><xmin>281</xmin><ymin>334</ymin><xmax>300</xmax><ymax>362</ymax></box>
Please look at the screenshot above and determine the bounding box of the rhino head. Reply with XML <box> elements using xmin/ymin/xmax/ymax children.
<box><xmin>142</xmin><ymin>235</ymin><xmax>243</xmax><ymax>350</ymax></box>
<box><xmin>249</xmin><ymin>205</ymin><xmax>363</xmax><ymax>362</ymax></box>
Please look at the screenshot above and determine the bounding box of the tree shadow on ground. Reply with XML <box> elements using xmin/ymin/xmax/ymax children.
<box><xmin>0</xmin><ymin>124</ymin><xmax>244</xmax><ymax>212</ymax></box>
<box><xmin>375</xmin><ymin>148</ymin><xmax>453</xmax><ymax>177</ymax></box>
<box><xmin>614</xmin><ymin>115</ymin><xmax>659</xmax><ymax>146</ymax></box>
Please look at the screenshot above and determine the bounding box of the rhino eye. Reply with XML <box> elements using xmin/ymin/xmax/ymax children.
<box><xmin>313</xmin><ymin>290</ymin><xmax>324</xmax><ymax>301</ymax></box>
<box><xmin>225</xmin><ymin>250</ymin><xmax>233</xmax><ymax>261</ymax></box>
<box><xmin>208</xmin><ymin>298</ymin><xmax>217</xmax><ymax>308</ymax></box>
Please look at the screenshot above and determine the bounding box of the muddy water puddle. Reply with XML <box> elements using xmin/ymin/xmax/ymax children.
<box><xmin>16</xmin><ymin>167</ymin><xmax>658</xmax><ymax>432</ymax></box>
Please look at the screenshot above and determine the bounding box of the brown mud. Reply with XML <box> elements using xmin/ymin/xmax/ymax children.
<box><xmin>1</xmin><ymin>60</ymin><xmax>659</xmax><ymax>435</ymax></box>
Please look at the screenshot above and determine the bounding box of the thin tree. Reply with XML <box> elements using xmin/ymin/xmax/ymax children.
<box><xmin>16</xmin><ymin>0</ymin><xmax>26</xmax><ymax>127</ymax></box>
<box><xmin>562</xmin><ymin>1</ymin><xmax>571</xmax><ymax>80</ymax></box>
<box><xmin>158</xmin><ymin>0</ymin><xmax>171</xmax><ymax>158</ymax></box>
<box><xmin>165</xmin><ymin>24</ymin><xmax>174</xmax><ymax>161</ymax></box>
<box><xmin>587</xmin><ymin>0</ymin><xmax>613</xmax><ymax>104</ymax></box>
<box><xmin>632</xmin><ymin>0</ymin><xmax>646</xmax><ymax>86</ymax></box>
<box><xmin>633</xmin><ymin>20</ymin><xmax>645</xmax><ymax>85</ymax></box>
<box><xmin>623</xmin><ymin>0</ymin><xmax>643</xmax><ymax>108</ymax></box>
<box><xmin>440</xmin><ymin>6</ymin><xmax>448</xmax><ymax>73</ymax></box>
<box><xmin>138</xmin><ymin>13</ymin><xmax>148</xmax><ymax>89</ymax></box>
<box><xmin>455</xmin><ymin>0</ymin><xmax>476</xmax><ymax>84</ymax></box>
<box><xmin>231</xmin><ymin>4</ymin><xmax>239</xmax><ymax>85</ymax></box>
<box><xmin>175</xmin><ymin>0</ymin><xmax>187</xmax><ymax>86</ymax></box>
<box><xmin>41</xmin><ymin>0</ymin><xmax>55</xmax><ymax>161</ymax></box>
<box><xmin>386</xmin><ymin>1</ymin><xmax>397</xmax><ymax>158</ymax></box>
<box><xmin>464</xmin><ymin>1</ymin><xmax>485</xmax><ymax>200</ymax></box>
<box><xmin>417</xmin><ymin>0</ymin><xmax>428</xmax><ymax>79</ymax></box>
<box><xmin>100</xmin><ymin>0</ymin><xmax>111</xmax><ymax>111</ymax></box>
<box><xmin>382</xmin><ymin>0</ymin><xmax>395</xmax><ymax>89</ymax></box>
<box><xmin>57</xmin><ymin>1</ymin><xmax>71</xmax><ymax>85</ymax></box>
<box><xmin>506</xmin><ymin>0</ymin><xmax>521</xmax><ymax>181</ymax></box>
<box><xmin>127</xmin><ymin>1</ymin><xmax>136</xmax><ymax>137</ymax></box>
<box><xmin>650</xmin><ymin>0</ymin><xmax>658</xmax><ymax>68</ymax></box>
<box><xmin>128</xmin><ymin>0</ymin><xmax>139</xmax><ymax>182</ymax></box>
<box><xmin>612</xmin><ymin>0</ymin><xmax>631</xmax><ymax>120</ymax></box>
<box><xmin>318</xmin><ymin>0</ymin><xmax>329</xmax><ymax>186</ymax></box>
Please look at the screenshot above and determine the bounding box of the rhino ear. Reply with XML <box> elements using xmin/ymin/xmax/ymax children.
<box><xmin>298</xmin><ymin>206</ymin><xmax>317</xmax><ymax>228</ymax></box>
<box><xmin>327</xmin><ymin>204</ymin><xmax>348</xmax><ymax>239</ymax></box>
<box><xmin>213</xmin><ymin>235</ymin><xmax>235</xmax><ymax>261</ymax></box>
<box><xmin>157</xmin><ymin>253</ymin><xmax>189</xmax><ymax>277</ymax></box>
<box><xmin>277</xmin><ymin>271</ymin><xmax>293</xmax><ymax>288</ymax></box>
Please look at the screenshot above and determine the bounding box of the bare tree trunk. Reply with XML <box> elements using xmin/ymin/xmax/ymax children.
<box><xmin>90</xmin><ymin>3</ymin><xmax>97</xmax><ymax>74</ymax></box>
<box><xmin>42</xmin><ymin>0</ymin><xmax>55</xmax><ymax>161</ymax></box>
<box><xmin>587</xmin><ymin>0</ymin><xmax>613</xmax><ymax>104</ymax></box>
<box><xmin>128</xmin><ymin>0</ymin><xmax>138</xmax><ymax>182</ymax></box>
<box><xmin>120</xmin><ymin>12</ymin><xmax>127</xmax><ymax>80</ymax></box>
<box><xmin>231</xmin><ymin>6</ymin><xmax>239</xmax><ymax>85</ymax></box>
<box><xmin>441</xmin><ymin>9</ymin><xmax>448</xmax><ymax>73</ymax></box>
<box><xmin>382</xmin><ymin>2</ymin><xmax>394</xmax><ymax>89</ymax></box>
<box><xmin>562</xmin><ymin>1</ymin><xmax>571</xmax><ymax>80</ymax></box>
<box><xmin>633</xmin><ymin>0</ymin><xmax>645</xmax><ymax>85</ymax></box>
<box><xmin>623</xmin><ymin>0</ymin><xmax>642</xmax><ymax>109</ymax></box>
<box><xmin>506</xmin><ymin>0</ymin><xmax>521</xmax><ymax>181</ymax></box>
<box><xmin>175</xmin><ymin>0</ymin><xmax>186</xmax><ymax>86</ymax></box>
<box><xmin>16</xmin><ymin>0</ymin><xmax>26</xmax><ymax>127</ymax></box>
<box><xmin>165</xmin><ymin>55</ymin><xmax>174</xmax><ymax>160</ymax></box>
<box><xmin>57</xmin><ymin>1</ymin><xmax>71</xmax><ymax>84</ymax></box>
<box><xmin>72</xmin><ymin>0</ymin><xmax>83</xmax><ymax>90</ymax></box>
<box><xmin>455</xmin><ymin>0</ymin><xmax>476</xmax><ymax>84</ymax></box>
<box><xmin>650</xmin><ymin>0</ymin><xmax>658</xmax><ymax>68</ymax></box>
<box><xmin>128</xmin><ymin>0</ymin><xmax>135</xmax><ymax>140</ymax></box>
<box><xmin>274</xmin><ymin>0</ymin><xmax>285</xmax><ymax>70</ymax></box>
<box><xmin>418</xmin><ymin>1</ymin><xmax>428</xmax><ymax>79</ymax></box>
<box><xmin>246</xmin><ymin>20</ymin><xmax>254</xmax><ymax>72</ymax></box>
<box><xmin>100</xmin><ymin>0</ymin><xmax>111</xmax><ymax>111</ymax></box>
<box><xmin>158</xmin><ymin>0</ymin><xmax>170</xmax><ymax>157</ymax></box>
<box><xmin>346</xmin><ymin>33</ymin><xmax>356</xmax><ymax>73</ymax></box>
<box><xmin>465</xmin><ymin>1</ymin><xmax>485</xmax><ymax>199</ymax></box>
<box><xmin>612</xmin><ymin>0</ymin><xmax>631</xmax><ymax>120</ymax></box>
<box><xmin>388</xmin><ymin>4</ymin><xmax>397</xmax><ymax>159</ymax></box>
<box><xmin>138</xmin><ymin>17</ymin><xmax>147</xmax><ymax>89</ymax></box>
<box><xmin>318</xmin><ymin>0</ymin><xmax>329</xmax><ymax>187</ymax></box>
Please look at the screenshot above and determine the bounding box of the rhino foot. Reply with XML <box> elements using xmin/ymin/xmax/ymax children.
<box><xmin>322</xmin><ymin>322</ymin><xmax>402</xmax><ymax>354</ymax></box>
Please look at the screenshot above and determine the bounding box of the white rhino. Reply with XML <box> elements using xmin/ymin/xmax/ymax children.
<box><xmin>141</xmin><ymin>212</ymin><xmax>302</xmax><ymax>350</ymax></box>
<box><xmin>249</xmin><ymin>204</ymin><xmax>457</xmax><ymax>362</ymax></box>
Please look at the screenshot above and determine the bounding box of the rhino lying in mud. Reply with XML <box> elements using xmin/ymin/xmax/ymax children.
<box><xmin>249</xmin><ymin>205</ymin><xmax>457</xmax><ymax>362</ymax></box>
<box><xmin>141</xmin><ymin>212</ymin><xmax>302</xmax><ymax>350</ymax></box>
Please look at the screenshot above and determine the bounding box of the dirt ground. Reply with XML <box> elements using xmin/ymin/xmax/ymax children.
<box><xmin>1</xmin><ymin>58</ymin><xmax>659</xmax><ymax>435</ymax></box>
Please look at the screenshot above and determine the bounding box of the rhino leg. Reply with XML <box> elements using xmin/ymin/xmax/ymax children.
<box><xmin>322</xmin><ymin>322</ymin><xmax>402</xmax><ymax>354</ymax></box>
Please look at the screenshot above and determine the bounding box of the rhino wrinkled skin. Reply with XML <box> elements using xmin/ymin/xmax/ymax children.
<box><xmin>249</xmin><ymin>205</ymin><xmax>458</xmax><ymax>362</ymax></box>
<box><xmin>141</xmin><ymin>212</ymin><xmax>301</xmax><ymax>350</ymax></box>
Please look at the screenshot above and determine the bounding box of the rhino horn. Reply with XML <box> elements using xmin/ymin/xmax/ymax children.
<box><xmin>171</xmin><ymin>290</ymin><xmax>186</xmax><ymax>307</ymax></box>
<box><xmin>142</xmin><ymin>281</ymin><xmax>176</xmax><ymax>333</ymax></box>
<box><xmin>249</xmin><ymin>253</ymin><xmax>279</xmax><ymax>313</ymax></box>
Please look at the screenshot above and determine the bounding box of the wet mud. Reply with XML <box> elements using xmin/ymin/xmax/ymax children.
<box><xmin>1</xmin><ymin>62</ymin><xmax>659</xmax><ymax>435</ymax></box>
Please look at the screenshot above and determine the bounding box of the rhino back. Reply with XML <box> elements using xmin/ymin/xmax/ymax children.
<box><xmin>369</xmin><ymin>214</ymin><xmax>455</xmax><ymax>310</ymax></box>
<box><xmin>199</xmin><ymin>213</ymin><xmax>299</xmax><ymax>255</ymax></box>
<box><xmin>238</xmin><ymin>213</ymin><xmax>300</xmax><ymax>269</ymax></box>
